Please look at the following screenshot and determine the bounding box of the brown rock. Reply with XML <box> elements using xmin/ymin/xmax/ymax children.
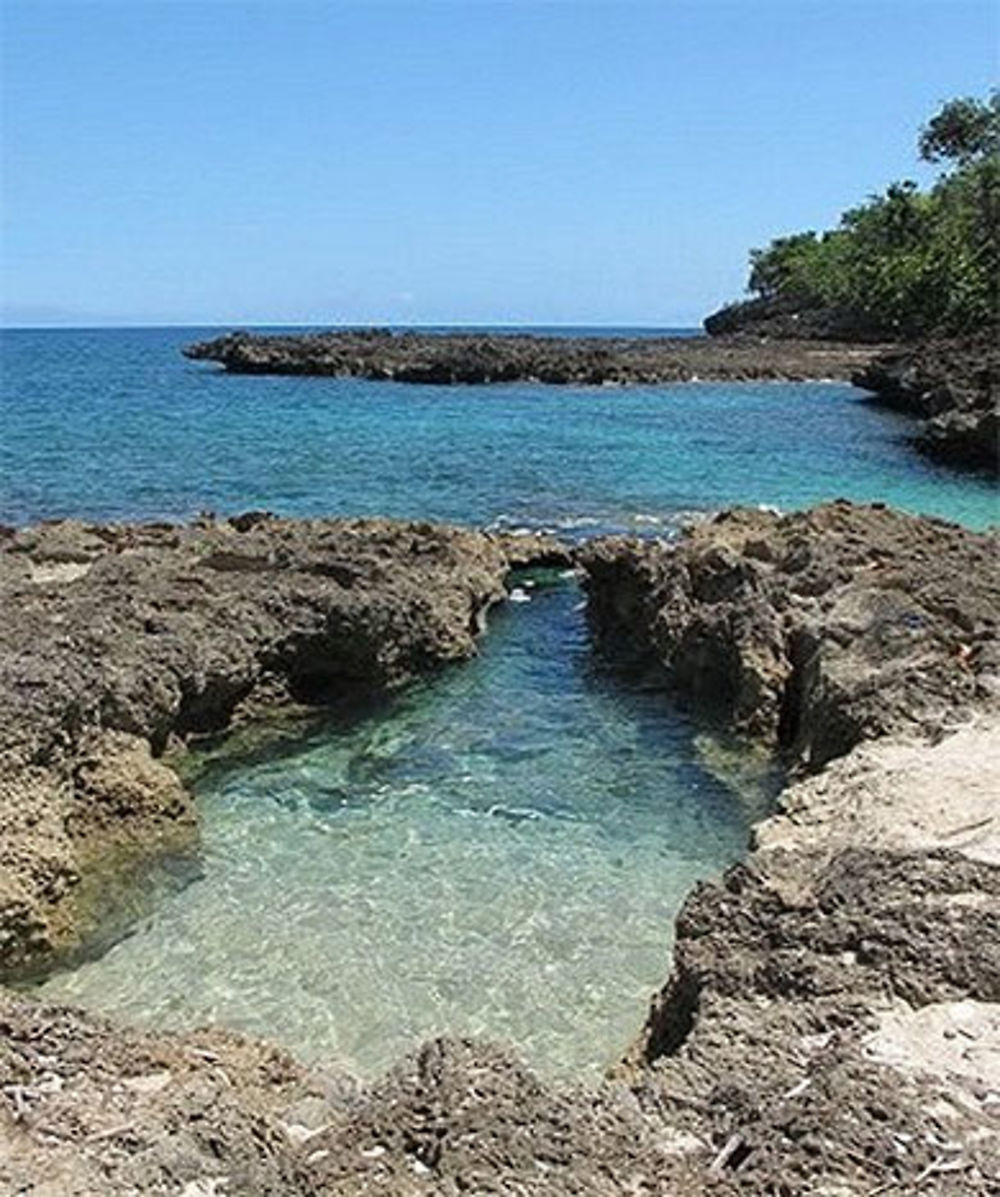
<box><xmin>3</xmin><ymin>502</ymin><xmax>999</xmax><ymax>1194</ymax></box>
<box><xmin>0</xmin><ymin>515</ymin><xmax>526</xmax><ymax>977</ymax></box>
<box><xmin>581</xmin><ymin>501</ymin><xmax>1000</xmax><ymax>766</ymax></box>
<box><xmin>183</xmin><ymin>328</ymin><xmax>892</xmax><ymax>386</ymax></box>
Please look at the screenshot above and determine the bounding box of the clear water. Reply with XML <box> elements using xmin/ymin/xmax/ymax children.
<box><xmin>35</xmin><ymin>585</ymin><xmax>774</xmax><ymax>1079</ymax></box>
<box><xmin>6</xmin><ymin>326</ymin><xmax>995</xmax><ymax>1079</ymax></box>
<box><xmin>1</xmin><ymin>327</ymin><xmax>996</xmax><ymax>532</ymax></box>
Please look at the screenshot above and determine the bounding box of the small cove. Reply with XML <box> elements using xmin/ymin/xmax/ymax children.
<box><xmin>7</xmin><ymin>325</ymin><xmax>994</xmax><ymax>1081</ymax></box>
<box><xmin>35</xmin><ymin>581</ymin><xmax>777</xmax><ymax>1079</ymax></box>
<box><xmin>2</xmin><ymin>328</ymin><xmax>997</xmax><ymax>532</ymax></box>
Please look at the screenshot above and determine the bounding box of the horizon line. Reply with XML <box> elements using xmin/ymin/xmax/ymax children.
<box><xmin>1</xmin><ymin>320</ymin><xmax>706</xmax><ymax>332</ymax></box>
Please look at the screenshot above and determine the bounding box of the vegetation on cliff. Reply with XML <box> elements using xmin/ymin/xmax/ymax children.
<box><xmin>707</xmin><ymin>92</ymin><xmax>999</xmax><ymax>340</ymax></box>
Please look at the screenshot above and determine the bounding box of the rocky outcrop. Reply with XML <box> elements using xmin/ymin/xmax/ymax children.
<box><xmin>621</xmin><ymin>815</ymin><xmax>1000</xmax><ymax>1192</ymax></box>
<box><xmin>183</xmin><ymin>328</ymin><xmax>889</xmax><ymax>384</ymax></box>
<box><xmin>581</xmin><ymin>502</ymin><xmax>999</xmax><ymax>766</ymax></box>
<box><xmin>2</xmin><ymin>502</ymin><xmax>999</xmax><ymax>1194</ymax></box>
<box><xmin>582</xmin><ymin>501</ymin><xmax>1000</xmax><ymax>1191</ymax></box>
<box><xmin>0</xmin><ymin>993</ymin><xmax>320</xmax><ymax>1195</ymax></box>
<box><xmin>703</xmin><ymin>294</ymin><xmax>892</xmax><ymax>342</ymax></box>
<box><xmin>852</xmin><ymin>335</ymin><xmax>999</xmax><ymax>473</ymax></box>
<box><xmin>0</xmin><ymin>998</ymin><xmax>685</xmax><ymax>1196</ymax></box>
<box><xmin>0</xmin><ymin>514</ymin><xmax>568</xmax><ymax>979</ymax></box>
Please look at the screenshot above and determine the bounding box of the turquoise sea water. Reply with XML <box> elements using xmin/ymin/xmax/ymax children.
<box><xmin>2</xmin><ymin>327</ymin><xmax>996</xmax><ymax>531</ymax></box>
<box><xmin>6</xmin><ymin>326</ymin><xmax>996</xmax><ymax>1079</ymax></box>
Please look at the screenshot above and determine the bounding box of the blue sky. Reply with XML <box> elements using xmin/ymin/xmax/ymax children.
<box><xmin>1</xmin><ymin>0</ymin><xmax>996</xmax><ymax>327</ymax></box>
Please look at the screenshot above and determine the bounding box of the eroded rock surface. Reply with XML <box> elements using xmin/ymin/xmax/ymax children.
<box><xmin>0</xmin><ymin>996</ymin><xmax>706</xmax><ymax>1196</ymax></box>
<box><xmin>0</xmin><ymin>514</ymin><xmax>552</xmax><ymax>978</ymax></box>
<box><xmin>853</xmin><ymin>335</ymin><xmax>999</xmax><ymax>474</ymax></box>
<box><xmin>0</xmin><ymin>991</ymin><xmax>321</xmax><ymax>1195</ymax></box>
<box><xmin>581</xmin><ymin>501</ymin><xmax>999</xmax><ymax>765</ymax></box>
<box><xmin>3</xmin><ymin>503</ymin><xmax>999</xmax><ymax>1194</ymax></box>
<box><xmin>183</xmin><ymin>328</ymin><xmax>888</xmax><ymax>385</ymax></box>
<box><xmin>585</xmin><ymin>502</ymin><xmax>1000</xmax><ymax>1191</ymax></box>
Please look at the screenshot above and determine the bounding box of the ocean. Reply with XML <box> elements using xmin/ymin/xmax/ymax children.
<box><xmin>6</xmin><ymin>325</ymin><xmax>996</xmax><ymax>1080</ymax></box>
<box><xmin>3</xmin><ymin>326</ymin><xmax>996</xmax><ymax>532</ymax></box>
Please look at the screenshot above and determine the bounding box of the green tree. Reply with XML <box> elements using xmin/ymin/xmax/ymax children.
<box><xmin>742</xmin><ymin>92</ymin><xmax>999</xmax><ymax>337</ymax></box>
<box><xmin>918</xmin><ymin>91</ymin><xmax>1000</xmax><ymax>166</ymax></box>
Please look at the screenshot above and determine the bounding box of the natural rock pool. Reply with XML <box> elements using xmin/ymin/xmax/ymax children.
<box><xmin>9</xmin><ymin>325</ymin><xmax>991</xmax><ymax>1084</ymax></box>
<box><xmin>35</xmin><ymin>579</ymin><xmax>775</xmax><ymax>1079</ymax></box>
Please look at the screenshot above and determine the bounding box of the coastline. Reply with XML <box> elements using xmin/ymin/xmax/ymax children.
<box><xmin>853</xmin><ymin>335</ymin><xmax>999</xmax><ymax>475</ymax></box>
<box><xmin>182</xmin><ymin>326</ymin><xmax>998</xmax><ymax>475</ymax></box>
<box><xmin>2</xmin><ymin>501</ymin><xmax>998</xmax><ymax>1193</ymax></box>
<box><xmin>0</xmin><ymin>515</ymin><xmax>570</xmax><ymax>978</ymax></box>
<box><xmin>4</xmin><ymin>10</ymin><xmax>995</xmax><ymax>1189</ymax></box>
<box><xmin>182</xmin><ymin>328</ymin><xmax>890</xmax><ymax>385</ymax></box>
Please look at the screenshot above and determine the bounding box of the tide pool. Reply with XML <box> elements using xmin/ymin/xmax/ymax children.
<box><xmin>35</xmin><ymin>582</ymin><xmax>777</xmax><ymax>1079</ymax></box>
<box><xmin>9</xmin><ymin>325</ymin><xmax>994</xmax><ymax>1078</ymax></box>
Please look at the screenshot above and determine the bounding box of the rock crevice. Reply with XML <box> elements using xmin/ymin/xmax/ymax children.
<box><xmin>2</xmin><ymin>502</ymin><xmax>999</xmax><ymax>1194</ymax></box>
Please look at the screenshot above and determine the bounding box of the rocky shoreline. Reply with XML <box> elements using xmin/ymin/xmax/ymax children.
<box><xmin>584</xmin><ymin>502</ymin><xmax>1000</xmax><ymax>1192</ymax></box>
<box><xmin>700</xmin><ymin>303</ymin><xmax>997</xmax><ymax>475</ymax></box>
<box><xmin>2</xmin><ymin>504</ymin><xmax>999</xmax><ymax>1194</ymax></box>
<box><xmin>0</xmin><ymin>514</ymin><xmax>568</xmax><ymax>978</ymax></box>
<box><xmin>702</xmin><ymin>294</ymin><xmax>892</xmax><ymax>343</ymax></box>
<box><xmin>182</xmin><ymin>327</ymin><xmax>997</xmax><ymax>474</ymax></box>
<box><xmin>182</xmin><ymin>328</ymin><xmax>888</xmax><ymax>385</ymax></box>
<box><xmin>853</xmin><ymin>335</ymin><xmax>999</xmax><ymax>475</ymax></box>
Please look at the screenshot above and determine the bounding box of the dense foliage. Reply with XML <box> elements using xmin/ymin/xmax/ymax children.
<box><xmin>745</xmin><ymin>93</ymin><xmax>999</xmax><ymax>338</ymax></box>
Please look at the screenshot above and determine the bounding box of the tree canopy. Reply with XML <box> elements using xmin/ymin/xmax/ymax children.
<box><xmin>742</xmin><ymin>92</ymin><xmax>999</xmax><ymax>338</ymax></box>
<box><xmin>918</xmin><ymin>92</ymin><xmax>1000</xmax><ymax>165</ymax></box>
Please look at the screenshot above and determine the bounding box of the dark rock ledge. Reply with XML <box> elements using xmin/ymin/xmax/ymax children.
<box><xmin>3</xmin><ymin>503</ymin><xmax>1000</xmax><ymax>1195</ymax></box>
<box><xmin>852</xmin><ymin>334</ymin><xmax>999</xmax><ymax>475</ymax></box>
<box><xmin>183</xmin><ymin>327</ymin><xmax>998</xmax><ymax>472</ymax></box>
<box><xmin>183</xmin><ymin>328</ymin><xmax>890</xmax><ymax>384</ymax></box>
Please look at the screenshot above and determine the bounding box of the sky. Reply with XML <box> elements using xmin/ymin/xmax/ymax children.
<box><xmin>1</xmin><ymin>0</ymin><xmax>996</xmax><ymax>328</ymax></box>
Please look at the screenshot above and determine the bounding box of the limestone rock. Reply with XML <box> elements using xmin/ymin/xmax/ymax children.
<box><xmin>183</xmin><ymin>327</ymin><xmax>890</xmax><ymax>385</ymax></box>
<box><xmin>0</xmin><ymin>515</ymin><xmax>523</xmax><ymax>976</ymax></box>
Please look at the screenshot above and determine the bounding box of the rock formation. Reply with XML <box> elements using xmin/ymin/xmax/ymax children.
<box><xmin>584</xmin><ymin>501</ymin><xmax>1000</xmax><ymax>1192</ymax></box>
<box><xmin>703</xmin><ymin>294</ymin><xmax>892</xmax><ymax>342</ymax></box>
<box><xmin>0</xmin><ymin>514</ymin><xmax>568</xmax><ymax>978</ymax></box>
<box><xmin>581</xmin><ymin>501</ymin><xmax>1000</xmax><ymax>764</ymax></box>
<box><xmin>2</xmin><ymin>503</ymin><xmax>998</xmax><ymax>1194</ymax></box>
<box><xmin>182</xmin><ymin>328</ymin><xmax>888</xmax><ymax>385</ymax></box>
<box><xmin>852</xmin><ymin>335</ymin><xmax>999</xmax><ymax>474</ymax></box>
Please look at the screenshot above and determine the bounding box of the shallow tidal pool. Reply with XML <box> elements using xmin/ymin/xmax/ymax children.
<box><xmin>11</xmin><ymin>327</ymin><xmax>992</xmax><ymax>1081</ymax></box>
<box><xmin>36</xmin><ymin>581</ymin><xmax>776</xmax><ymax>1081</ymax></box>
